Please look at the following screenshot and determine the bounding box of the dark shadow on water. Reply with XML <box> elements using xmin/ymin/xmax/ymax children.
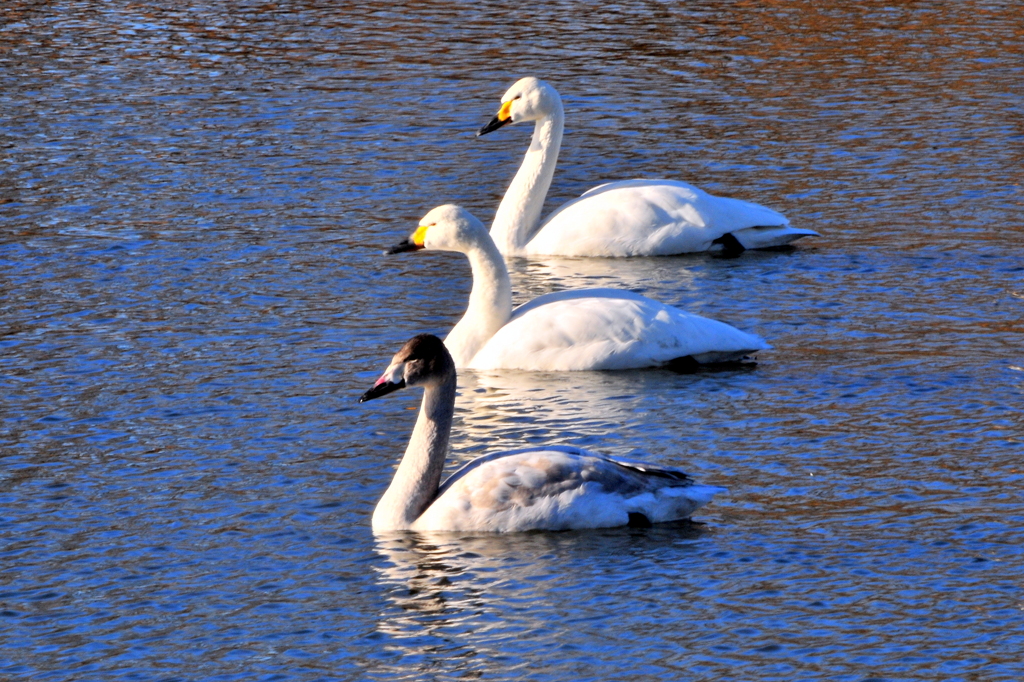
<box><xmin>662</xmin><ymin>356</ymin><xmax>760</xmax><ymax>374</ymax></box>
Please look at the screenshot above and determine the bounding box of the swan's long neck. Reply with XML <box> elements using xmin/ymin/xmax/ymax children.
<box><xmin>443</xmin><ymin>234</ymin><xmax>513</xmax><ymax>367</ymax></box>
<box><xmin>490</xmin><ymin>101</ymin><xmax>564</xmax><ymax>255</ymax></box>
<box><xmin>372</xmin><ymin>375</ymin><xmax>456</xmax><ymax>532</ymax></box>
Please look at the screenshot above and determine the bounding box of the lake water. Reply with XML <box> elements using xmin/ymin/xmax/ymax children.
<box><xmin>2</xmin><ymin>1</ymin><xmax>1023</xmax><ymax>680</ymax></box>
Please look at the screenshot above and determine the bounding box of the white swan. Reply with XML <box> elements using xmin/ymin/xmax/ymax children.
<box><xmin>386</xmin><ymin>204</ymin><xmax>769</xmax><ymax>371</ymax></box>
<box><xmin>477</xmin><ymin>77</ymin><xmax>819</xmax><ymax>257</ymax></box>
<box><xmin>360</xmin><ymin>334</ymin><xmax>724</xmax><ymax>532</ymax></box>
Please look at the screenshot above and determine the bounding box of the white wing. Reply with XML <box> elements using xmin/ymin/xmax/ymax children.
<box><xmin>412</xmin><ymin>445</ymin><xmax>723</xmax><ymax>532</ymax></box>
<box><xmin>468</xmin><ymin>288</ymin><xmax>768</xmax><ymax>371</ymax></box>
<box><xmin>525</xmin><ymin>179</ymin><xmax>817</xmax><ymax>257</ymax></box>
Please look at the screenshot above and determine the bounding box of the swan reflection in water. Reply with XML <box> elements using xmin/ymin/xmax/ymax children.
<box><xmin>452</xmin><ymin>368</ymin><xmax>659</xmax><ymax>454</ymax></box>
<box><xmin>450</xmin><ymin>364</ymin><xmax>752</xmax><ymax>467</ymax></box>
<box><xmin>372</xmin><ymin>524</ymin><xmax>710</xmax><ymax>644</ymax></box>
<box><xmin>506</xmin><ymin>252</ymin><xmax>703</xmax><ymax>304</ymax></box>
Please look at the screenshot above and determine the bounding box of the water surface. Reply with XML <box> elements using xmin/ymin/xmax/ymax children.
<box><xmin>2</xmin><ymin>1</ymin><xmax>1023</xmax><ymax>680</ymax></box>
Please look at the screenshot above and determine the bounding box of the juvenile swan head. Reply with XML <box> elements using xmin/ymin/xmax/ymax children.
<box><xmin>359</xmin><ymin>334</ymin><xmax>454</xmax><ymax>403</ymax></box>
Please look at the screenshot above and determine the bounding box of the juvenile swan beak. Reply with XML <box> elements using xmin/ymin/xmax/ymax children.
<box><xmin>359</xmin><ymin>377</ymin><xmax>406</xmax><ymax>403</ymax></box>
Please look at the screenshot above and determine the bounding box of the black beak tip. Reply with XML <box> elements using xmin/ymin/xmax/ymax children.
<box><xmin>359</xmin><ymin>379</ymin><xmax>406</xmax><ymax>403</ymax></box>
<box><xmin>477</xmin><ymin>115</ymin><xmax>512</xmax><ymax>137</ymax></box>
<box><xmin>385</xmin><ymin>240</ymin><xmax>424</xmax><ymax>255</ymax></box>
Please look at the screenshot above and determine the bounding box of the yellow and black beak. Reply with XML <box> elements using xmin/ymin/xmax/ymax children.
<box><xmin>477</xmin><ymin>99</ymin><xmax>514</xmax><ymax>136</ymax></box>
<box><xmin>385</xmin><ymin>224</ymin><xmax>429</xmax><ymax>255</ymax></box>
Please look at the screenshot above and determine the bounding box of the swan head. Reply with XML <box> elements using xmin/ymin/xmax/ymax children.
<box><xmin>477</xmin><ymin>77</ymin><xmax>561</xmax><ymax>135</ymax></box>
<box><xmin>385</xmin><ymin>204</ymin><xmax>489</xmax><ymax>255</ymax></box>
<box><xmin>359</xmin><ymin>334</ymin><xmax>455</xmax><ymax>403</ymax></box>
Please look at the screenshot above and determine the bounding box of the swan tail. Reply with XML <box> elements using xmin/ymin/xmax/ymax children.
<box><xmin>663</xmin><ymin>350</ymin><xmax>762</xmax><ymax>372</ymax></box>
<box><xmin>645</xmin><ymin>482</ymin><xmax>726</xmax><ymax>523</ymax></box>
<box><xmin>731</xmin><ymin>225</ymin><xmax>820</xmax><ymax>250</ymax></box>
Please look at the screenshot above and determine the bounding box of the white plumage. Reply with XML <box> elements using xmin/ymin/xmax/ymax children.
<box><xmin>475</xmin><ymin>288</ymin><xmax>765</xmax><ymax>371</ymax></box>
<box><xmin>387</xmin><ymin>205</ymin><xmax>768</xmax><ymax>371</ymax></box>
<box><xmin>478</xmin><ymin>77</ymin><xmax>819</xmax><ymax>257</ymax></box>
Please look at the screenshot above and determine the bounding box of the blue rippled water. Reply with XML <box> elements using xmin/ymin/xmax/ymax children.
<box><xmin>2</xmin><ymin>1</ymin><xmax>1023</xmax><ymax>680</ymax></box>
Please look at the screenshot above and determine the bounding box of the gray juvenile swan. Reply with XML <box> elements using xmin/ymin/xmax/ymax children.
<box><xmin>360</xmin><ymin>334</ymin><xmax>724</xmax><ymax>533</ymax></box>
<box><xmin>478</xmin><ymin>76</ymin><xmax>819</xmax><ymax>257</ymax></box>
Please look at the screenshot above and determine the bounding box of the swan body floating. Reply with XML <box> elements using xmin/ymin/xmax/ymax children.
<box><xmin>477</xmin><ymin>77</ymin><xmax>819</xmax><ymax>257</ymax></box>
<box><xmin>387</xmin><ymin>205</ymin><xmax>769</xmax><ymax>371</ymax></box>
<box><xmin>361</xmin><ymin>334</ymin><xmax>724</xmax><ymax>533</ymax></box>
